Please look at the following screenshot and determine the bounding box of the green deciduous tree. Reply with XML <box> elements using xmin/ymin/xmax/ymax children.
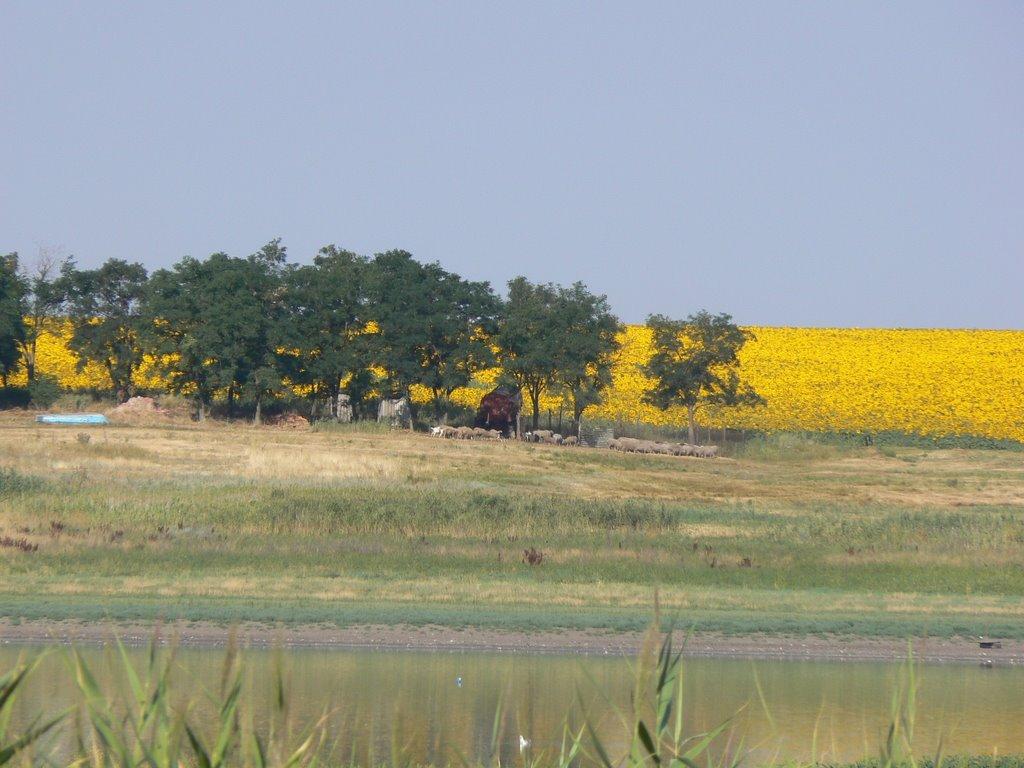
<box><xmin>0</xmin><ymin>253</ymin><xmax>27</xmax><ymax>387</ymax></box>
<box><xmin>417</xmin><ymin>271</ymin><xmax>500</xmax><ymax>418</ymax></box>
<box><xmin>144</xmin><ymin>256</ymin><xmax>217</xmax><ymax>419</ymax></box>
<box><xmin>366</xmin><ymin>250</ymin><xmax>500</xmax><ymax>416</ymax></box>
<box><xmin>706</xmin><ymin>367</ymin><xmax>765</xmax><ymax>443</ymax></box>
<box><xmin>642</xmin><ymin>311</ymin><xmax>761</xmax><ymax>444</ymax></box>
<box><xmin>238</xmin><ymin>240</ymin><xmax>289</xmax><ymax>425</ymax></box>
<box><xmin>364</xmin><ymin>250</ymin><xmax>430</xmax><ymax>399</ymax></box>
<box><xmin>145</xmin><ymin>242</ymin><xmax>288</xmax><ymax>423</ymax></box>
<box><xmin>494</xmin><ymin>277</ymin><xmax>561</xmax><ymax>430</ymax></box>
<box><xmin>278</xmin><ymin>246</ymin><xmax>371</xmax><ymax>418</ymax></box>
<box><xmin>553</xmin><ymin>282</ymin><xmax>621</xmax><ymax>436</ymax></box>
<box><xmin>61</xmin><ymin>258</ymin><xmax>149</xmax><ymax>402</ymax></box>
<box><xmin>497</xmin><ymin>278</ymin><xmax>620</xmax><ymax>431</ymax></box>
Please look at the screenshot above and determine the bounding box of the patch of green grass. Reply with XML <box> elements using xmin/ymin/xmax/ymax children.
<box><xmin>796</xmin><ymin>430</ymin><xmax>1024</xmax><ymax>452</ymax></box>
<box><xmin>0</xmin><ymin>467</ymin><xmax>45</xmax><ymax>496</ymax></box>
<box><xmin>733</xmin><ymin>433</ymin><xmax>845</xmax><ymax>461</ymax></box>
<box><xmin>6</xmin><ymin>479</ymin><xmax>1024</xmax><ymax>627</ymax></box>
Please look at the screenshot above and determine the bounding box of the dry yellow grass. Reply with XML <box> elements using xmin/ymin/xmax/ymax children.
<box><xmin>1</xmin><ymin>417</ymin><xmax>1020</xmax><ymax>507</ymax></box>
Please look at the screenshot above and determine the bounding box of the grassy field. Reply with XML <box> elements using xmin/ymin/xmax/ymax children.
<box><xmin>1</xmin><ymin>416</ymin><xmax>1023</xmax><ymax>638</ymax></box>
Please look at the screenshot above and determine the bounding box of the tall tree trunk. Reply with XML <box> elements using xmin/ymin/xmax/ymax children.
<box><xmin>23</xmin><ymin>335</ymin><xmax>37</xmax><ymax>383</ymax></box>
<box><xmin>687</xmin><ymin>403</ymin><xmax>696</xmax><ymax>445</ymax></box>
<box><xmin>227</xmin><ymin>385</ymin><xmax>235</xmax><ymax>419</ymax></box>
<box><xmin>442</xmin><ymin>387</ymin><xmax>455</xmax><ymax>425</ymax></box>
<box><xmin>530</xmin><ymin>389</ymin><xmax>540</xmax><ymax>430</ymax></box>
<box><xmin>117</xmin><ymin>376</ymin><xmax>131</xmax><ymax>404</ymax></box>
<box><xmin>254</xmin><ymin>392</ymin><xmax>262</xmax><ymax>426</ymax></box>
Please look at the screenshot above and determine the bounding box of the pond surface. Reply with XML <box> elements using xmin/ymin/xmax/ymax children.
<box><xmin>2</xmin><ymin>644</ymin><xmax>1022</xmax><ymax>765</ymax></box>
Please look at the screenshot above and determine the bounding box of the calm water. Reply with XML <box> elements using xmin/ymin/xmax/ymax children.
<box><xmin>2</xmin><ymin>644</ymin><xmax>1022</xmax><ymax>764</ymax></box>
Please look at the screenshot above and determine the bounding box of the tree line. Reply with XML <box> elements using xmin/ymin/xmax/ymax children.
<box><xmin>0</xmin><ymin>243</ymin><xmax>761</xmax><ymax>440</ymax></box>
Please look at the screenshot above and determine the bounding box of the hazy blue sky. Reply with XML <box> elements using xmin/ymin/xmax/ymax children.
<box><xmin>2</xmin><ymin>2</ymin><xmax>1021</xmax><ymax>327</ymax></box>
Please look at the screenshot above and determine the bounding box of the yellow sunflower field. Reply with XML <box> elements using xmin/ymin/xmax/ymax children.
<box><xmin>11</xmin><ymin>322</ymin><xmax>1024</xmax><ymax>443</ymax></box>
<box><xmin>593</xmin><ymin>326</ymin><xmax>1024</xmax><ymax>442</ymax></box>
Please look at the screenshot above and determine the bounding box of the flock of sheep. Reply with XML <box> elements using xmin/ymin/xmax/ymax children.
<box><xmin>523</xmin><ymin>429</ymin><xmax>578</xmax><ymax>446</ymax></box>
<box><xmin>429</xmin><ymin>425</ymin><xmax>504</xmax><ymax>440</ymax></box>
<box><xmin>428</xmin><ymin>425</ymin><xmax>583</xmax><ymax>445</ymax></box>
<box><xmin>428</xmin><ymin>425</ymin><xmax>717</xmax><ymax>458</ymax></box>
<box><xmin>608</xmin><ymin>436</ymin><xmax>718</xmax><ymax>458</ymax></box>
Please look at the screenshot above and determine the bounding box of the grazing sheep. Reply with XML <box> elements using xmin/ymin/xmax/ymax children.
<box><xmin>472</xmin><ymin>427</ymin><xmax>490</xmax><ymax>438</ymax></box>
<box><xmin>454</xmin><ymin>426</ymin><xmax>475</xmax><ymax>440</ymax></box>
<box><xmin>485</xmin><ymin>429</ymin><xmax>502</xmax><ymax>440</ymax></box>
<box><xmin>562</xmin><ymin>436</ymin><xmax>578</xmax><ymax>446</ymax></box>
<box><xmin>531</xmin><ymin>429</ymin><xmax>554</xmax><ymax>443</ymax></box>
<box><xmin>604</xmin><ymin>434</ymin><xmax>715</xmax><ymax>458</ymax></box>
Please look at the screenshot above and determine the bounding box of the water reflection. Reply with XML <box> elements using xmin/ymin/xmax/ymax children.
<box><xmin>2</xmin><ymin>644</ymin><xmax>1021</xmax><ymax>764</ymax></box>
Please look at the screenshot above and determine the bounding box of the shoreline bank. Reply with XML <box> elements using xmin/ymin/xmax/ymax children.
<box><xmin>1</xmin><ymin>619</ymin><xmax>1020</xmax><ymax>666</ymax></box>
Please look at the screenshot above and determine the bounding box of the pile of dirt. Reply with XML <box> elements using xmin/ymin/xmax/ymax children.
<box><xmin>107</xmin><ymin>396</ymin><xmax>186</xmax><ymax>424</ymax></box>
<box><xmin>111</xmin><ymin>396</ymin><xmax>168</xmax><ymax>415</ymax></box>
<box><xmin>263</xmin><ymin>412</ymin><xmax>310</xmax><ymax>430</ymax></box>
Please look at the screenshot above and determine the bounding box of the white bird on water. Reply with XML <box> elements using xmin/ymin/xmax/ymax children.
<box><xmin>519</xmin><ymin>736</ymin><xmax>530</xmax><ymax>752</ymax></box>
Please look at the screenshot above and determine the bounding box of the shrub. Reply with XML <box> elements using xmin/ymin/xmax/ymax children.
<box><xmin>28</xmin><ymin>373</ymin><xmax>62</xmax><ymax>409</ymax></box>
<box><xmin>0</xmin><ymin>467</ymin><xmax>45</xmax><ymax>497</ymax></box>
<box><xmin>0</xmin><ymin>385</ymin><xmax>31</xmax><ymax>409</ymax></box>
